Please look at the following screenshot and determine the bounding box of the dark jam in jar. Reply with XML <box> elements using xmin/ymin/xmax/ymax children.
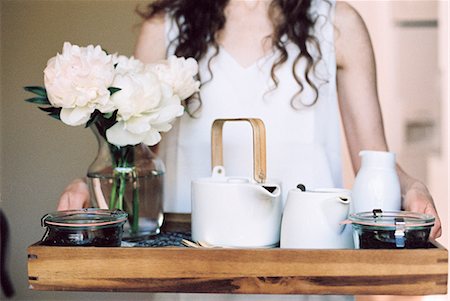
<box><xmin>350</xmin><ymin>210</ymin><xmax>435</xmax><ymax>249</ymax></box>
<box><xmin>356</xmin><ymin>228</ymin><xmax>431</xmax><ymax>249</ymax></box>
<box><xmin>41</xmin><ymin>209</ymin><xmax>127</xmax><ymax>247</ymax></box>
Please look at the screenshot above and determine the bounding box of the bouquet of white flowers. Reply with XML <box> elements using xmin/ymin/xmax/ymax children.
<box><xmin>27</xmin><ymin>42</ymin><xmax>199</xmax><ymax>146</ymax></box>
<box><xmin>25</xmin><ymin>42</ymin><xmax>200</xmax><ymax>235</ymax></box>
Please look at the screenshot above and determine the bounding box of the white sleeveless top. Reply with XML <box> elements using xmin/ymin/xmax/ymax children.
<box><xmin>161</xmin><ymin>0</ymin><xmax>343</xmax><ymax>214</ymax></box>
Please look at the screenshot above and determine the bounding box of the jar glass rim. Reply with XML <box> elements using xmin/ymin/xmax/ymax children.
<box><xmin>42</xmin><ymin>208</ymin><xmax>128</xmax><ymax>227</ymax></box>
<box><xmin>349</xmin><ymin>210</ymin><xmax>435</xmax><ymax>229</ymax></box>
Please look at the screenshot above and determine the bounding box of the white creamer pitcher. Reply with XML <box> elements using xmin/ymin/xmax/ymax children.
<box><xmin>191</xmin><ymin>118</ymin><xmax>282</xmax><ymax>248</ymax></box>
<box><xmin>352</xmin><ymin>150</ymin><xmax>401</xmax><ymax>213</ymax></box>
<box><xmin>280</xmin><ymin>186</ymin><xmax>353</xmax><ymax>249</ymax></box>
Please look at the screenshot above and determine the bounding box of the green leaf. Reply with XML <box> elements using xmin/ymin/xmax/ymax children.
<box><xmin>24</xmin><ymin>86</ymin><xmax>47</xmax><ymax>97</ymax></box>
<box><xmin>104</xmin><ymin>112</ymin><xmax>114</xmax><ymax>119</ymax></box>
<box><xmin>25</xmin><ymin>97</ymin><xmax>51</xmax><ymax>105</ymax></box>
<box><xmin>85</xmin><ymin>110</ymin><xmax>101</xmax><ymax>128</ymax></box>
<box><xmin>39</xmin><ymin>106</ymin><xmax>61</xmax><ymax>117</ymax></box>
<box><xmin>103</xmin><ymin>110</ymin><xmax>118</xmax><ymax>127</ymax></box>
<box><xmin>106</xmin><ymin>109</ymin><xmax>118</xmax><ymax>122</ymax></box>
<box><xmin>39</xmin><ymin>106</ymin><xmax>55</xmax><ymax>113</ymax></box>
<box><xmin>48</xmin><ymin>112</ymin><xmax>61</xmax><ymax>121</ymax></box>
<box><xmin>108</xmin><ymin>87</ymin><xmax>121</xmax><ymax>95</ymax></box>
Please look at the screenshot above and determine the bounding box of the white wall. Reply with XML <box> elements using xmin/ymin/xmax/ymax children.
<box><xmin>349</xmin><ymin>0</ymin><xmax>448</xmax><ymax>243</ymax></box>
<box><xmin>427</xmin><ymin>0</ymin><xmax>449</xmax><ymax>249</ymax></box>
<box><xmin>349</xmin><ymin>1</ymin><xmax>441</xmax><ymax>181</ymax></box>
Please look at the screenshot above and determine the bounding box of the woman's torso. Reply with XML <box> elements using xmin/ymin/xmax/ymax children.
<box><xmin>161</xmin><ymin>0</ymin><xmax>343</xmax><ymax>213</ymax></box>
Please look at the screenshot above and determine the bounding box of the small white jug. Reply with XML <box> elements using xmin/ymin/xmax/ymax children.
<box><xmin>280</xmin><ymin>186</ymin><xmax>353</xmax><ymax>249</ymax></box>
<box><xmin>352</xmin><ymin>150</ymin><xmax>401</xmax><ymax>213</ymax></box>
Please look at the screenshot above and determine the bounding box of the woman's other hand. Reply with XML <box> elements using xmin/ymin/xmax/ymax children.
<box><xmin>56</xmin><ymin>178</ymin><xmax>90</xmax><ymax>211</ymax></box>
<box><xmin>402</xmin><ymin>180</ymin><xmax>442</xmax><ymax>239</ymax></box>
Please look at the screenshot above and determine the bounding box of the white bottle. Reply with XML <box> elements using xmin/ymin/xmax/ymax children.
<box><xmin>351</xmin><ymin>150</ymin><xmax>401</xmax><ymax>213</ymax></box>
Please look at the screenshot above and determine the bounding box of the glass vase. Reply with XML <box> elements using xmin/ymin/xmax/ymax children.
<box><xmin>87</xmin><ymin>126</ymin><xmax>165</xmax><ymax>239</ymax></box>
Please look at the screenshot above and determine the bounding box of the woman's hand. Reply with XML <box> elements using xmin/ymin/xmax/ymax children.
<box><xmin>402</xmin><ymin>180</ymin><xmax>442</xmax><ymax>239</ymax></box>
<box><xmin>56</xmin><ymin>178</ymin><xmax>91</xmax><ymax>211</ymax></box>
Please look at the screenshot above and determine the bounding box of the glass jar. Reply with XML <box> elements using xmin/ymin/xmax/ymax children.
<box><xmin>41</xmin><ymin>209</ymin><xmax>128</xmax><ymax>247</ymax></box>
<box><xmin>349</xmin><ymin>210</ymin><xmax>435</xmax><ymax>249</ymax></box>
<box><xmin>86</xmin><ymin>127</ymin><xmax>165</xmax><ymax>239</ymax></box>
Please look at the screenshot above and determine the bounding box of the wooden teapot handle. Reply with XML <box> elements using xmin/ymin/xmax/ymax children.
<box><xmin>211</xmin><ymin>118</ymin><xmax>266</xmax><ymax>183</ymax></box>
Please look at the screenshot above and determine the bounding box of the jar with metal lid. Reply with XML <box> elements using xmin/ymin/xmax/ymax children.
<box><xmin>349</xmin><ymin>209</ymin><xmax>435</xmax><ymax>249</ymax></box>
<box><xmin>41</xmin><ymin>209</ymin><xmax>128</xmax><ymax>247</ymax></box>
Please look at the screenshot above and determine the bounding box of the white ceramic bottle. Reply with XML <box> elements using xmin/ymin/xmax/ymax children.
<box><xmin>351</xmin><ymin>150</ymin><xmax>401</xmax><ymax>213</ymax></box>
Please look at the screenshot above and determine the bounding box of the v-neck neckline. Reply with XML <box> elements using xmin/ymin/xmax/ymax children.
<box><xmin>218</xmin><ymin>45</ymin><xmax>276</xmax><ymax>71</ymax></box>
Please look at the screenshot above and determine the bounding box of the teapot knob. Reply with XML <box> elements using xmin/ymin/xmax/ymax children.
<box><xmin>296</xmin><ymin>184</ymin><xmax>306</xmax><ymax>191</ymax></box>
<box><xmin>338</xmin><ymin>197</ymin><xmax>350</xmax><ymax>204</ymax></box>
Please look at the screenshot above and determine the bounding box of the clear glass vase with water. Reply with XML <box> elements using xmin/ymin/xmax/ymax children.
<box><xmin>87</xmin><ymin>127</ymin><xmax>165</xmax><ymax>239</ymax></box>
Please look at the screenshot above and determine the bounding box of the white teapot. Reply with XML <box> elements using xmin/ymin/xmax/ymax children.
<box><xmin>280</xmin><ymin>185</ymin><xmax>353</xmax><ymax>249</ymax></box>
<box><xmin>191</xmin><ymin>118</ymin><xmax>282</xmax><ymax>248</ymax></box>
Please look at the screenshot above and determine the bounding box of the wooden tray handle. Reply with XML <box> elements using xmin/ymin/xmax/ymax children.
<box><xmin>211</xmin><ymin>118</ymin><xmax>266</xmax><ymax>183</ymax></box>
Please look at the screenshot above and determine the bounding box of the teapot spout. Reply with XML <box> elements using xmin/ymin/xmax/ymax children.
<box><xmin>263</xmin><ymin>186</ymin><xmax>277</xmax><ymax>193</ymax></box>
<box><xmin>260</xmin><ymin>184</ymin><xmax>281</xmax><ymax>198</ymax></box>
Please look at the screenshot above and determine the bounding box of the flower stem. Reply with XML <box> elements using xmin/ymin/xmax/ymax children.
<box><xmin>117</xmin><ymin>171</ymin><xmax>126</xmax><ymax>210</ymax></box>
<box><xmin>109</xmin><ymin>176</ymin><xmax>118</xmax><ymax>209</ymax></box>
<box><xmin>131</xmin><ymin>169</ymin><xmax>139</xmax><ymax>234</ymax></box>
<box><xmin>107</xmin><ymin>143</ymin><xmax>140</xmax><ymax>235</ymax></box>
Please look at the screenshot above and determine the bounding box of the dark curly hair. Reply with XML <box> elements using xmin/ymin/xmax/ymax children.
<box><xmin>138</xmin><ymin>0</ymin><xmax>329</xmax><ymax>113</ymax></box>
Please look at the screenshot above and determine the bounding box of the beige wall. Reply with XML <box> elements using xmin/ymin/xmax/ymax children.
<box><xmin>0</xmin><ymin>1</ymin><xmax>157</xmax><ymax>300</ymax></box>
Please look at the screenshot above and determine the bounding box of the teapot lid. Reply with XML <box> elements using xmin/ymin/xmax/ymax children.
<box><xmin>291</xmin><ymin>184</ymin><xmax>351</xmax><ymax>195</ymax></box>
<box><xmin>349</xmin><ymin>209</ymin><xmax>435</xmax><ymax>229</ymax></box>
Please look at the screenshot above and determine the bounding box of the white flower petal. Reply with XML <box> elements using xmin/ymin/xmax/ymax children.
<box><xmin>114</xmin><ymin>55</ymin><xmax>145</xmax><ymax>75</ymax></box>
<box><xmin>106</xmin><ymin>122</ymin><xmax>144</xmax><ymax>147</ymax></box>
<box><xmin>142</xmin><ymin>129</ymin><xmax>162</xmax><ymax>146</ymax></box>
<box><xmin>111</xmin><ymin>70</ymin><xmax>162</xmax><ymax>120</ymax></box>
<box><xmin>153</xmin><ymin>104</ymin><xmax>184</xmax><ymax>124</ymax></box>
<box><xmin>124</xmin><ymin>116</ymin><xmax>151</xmax><ymax>134</ymax></box>
<box><xmin>44</xmin><ymin>42</ymin><xmax>115</xmax><ymax>119</ymax></box>
<box><xmin>60</xmin><ymin>107</ymin><xmax>93</xmax><ymax>126</ymax></box>
<box><xmin>149</xmin><ymin>56</ymin><xmax>200</xmax><ymax>101</ymax></box>
<box><xmin>152</xmin><ymin>122</ymin><xmax>172</xmax><ymax>132</ymax></box>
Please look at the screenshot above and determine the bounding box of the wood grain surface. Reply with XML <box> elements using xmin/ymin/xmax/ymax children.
<box><xmin>28</xmin><ymin>213</ymin><xmax>448</xmax><ymax>295</ymax></box>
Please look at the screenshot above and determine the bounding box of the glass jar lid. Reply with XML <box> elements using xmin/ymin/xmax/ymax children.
<box><xmin>349</xmin><ymin>209</ymin><xmax>435</xmax><ymax>229</ymax></box>
<box><xmin>42</xmin><ymin>208</ymin><xmax>128</xmax><ymax>228</ymax></box>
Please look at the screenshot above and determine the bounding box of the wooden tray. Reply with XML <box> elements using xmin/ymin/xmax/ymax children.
<box><xmin>28</xmin><ymin>213</ymin><xmax>448</xmax><ymax>295</ymax></box>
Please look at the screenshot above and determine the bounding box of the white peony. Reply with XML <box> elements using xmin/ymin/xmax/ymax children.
<box><xmin>44</xmin><ymin>42</ymin><xmax>116</xmax><ymax>126</ymax></box>
<box><xmin>113</xmin><ymin>55</ymin><xmax>145</xmax><ymax>75</ymax></box>
<box><xmin>148</xmin><ymin>55</ymin><xmax>200</xmax><ymax>100</ymax></box>
<box><xmin>106</xmin><ymin>58</ymin><xmax>185</xmax><ymax>147</ymax></box>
